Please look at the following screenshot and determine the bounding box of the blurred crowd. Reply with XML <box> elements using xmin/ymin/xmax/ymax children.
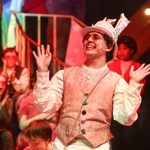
<box><xmin>0</xmin><ymin>47</ymin><xmax>57</xmax><ymax>150</ymax></box>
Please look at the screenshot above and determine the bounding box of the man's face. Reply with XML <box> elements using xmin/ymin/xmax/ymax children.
<box><xmin>0</xmin><ymin>75</ymin><xmax>7</xmax><ymax>95</ymax></box>
<box><xmin>3</xmin><ymin>51</ymin><xmax>18</xmax><ymax>68</ymax></box>
<box><xmin>117</xmin><ymin>43</ymin><xmax>133</xmax><ymax>61</ymax></box>
<box><xmin>82</xmin><ymin>32</ymin><xmax>108</xmax><ymax>59</ymax></box>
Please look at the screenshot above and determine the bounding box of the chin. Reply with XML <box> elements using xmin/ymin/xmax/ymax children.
<box><xmin>85</xmin><ymin>51</ymin><xmax>94</xmax><ymax>56</ymax></box>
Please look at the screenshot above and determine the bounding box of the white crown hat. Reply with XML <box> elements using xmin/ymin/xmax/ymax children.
<box><xmin>81</xmin><ymin>13</ymin><xmax>130</xmax><ymax>42</ymax></box>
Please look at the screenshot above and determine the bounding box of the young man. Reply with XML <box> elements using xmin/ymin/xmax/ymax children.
<box><xmin>33</xmin><ymin>14</ymin><xmax>150</xmax><ymax>150</ymax></box>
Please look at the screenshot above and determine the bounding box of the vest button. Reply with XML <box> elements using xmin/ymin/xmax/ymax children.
<box><xmin>81</xmin><ymin>129</ymin><xmax>86</xmax><ymax>135</ymax></box>
<box><xmin>81</xmin><ymin>120</ymin><xmax>85</xmax><ymax>124</ymax></box>
<box><xmin>84</xmin><ymin>92</ymin><xmax>89</xmax><ymax>97</ymax></box>
<box><xmin>82</xmin><ymin>110</ymin><xmax>86</xmax><ymax>115</ymax></box>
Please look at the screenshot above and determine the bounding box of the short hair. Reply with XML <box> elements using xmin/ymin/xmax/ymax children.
<box><xmin>117</xmin><ymin>35</ymin><xmax>137</xmax><ymax>55</ymax></box>
<box><xmin>103</xmin><ymin>34</ymin><xmax>115</xmax><ymax>62</ymax></box>
<box><xmin>24</xmin><ymin>120</ymin><xmax>52</xmax><ymax>141</ymax></box>
<box><xmin>2</xmin><ymin>47</ymin><xmax>18</xmax><ymax>57</ymax></box>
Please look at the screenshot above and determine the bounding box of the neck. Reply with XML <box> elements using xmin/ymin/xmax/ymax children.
<box><xmin>85</xmin><ymin>56</ymin><xmax>106</xmax><ymax>69</ymax></box>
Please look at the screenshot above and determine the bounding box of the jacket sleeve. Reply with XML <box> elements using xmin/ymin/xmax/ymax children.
<box><xmin>113</xmin><ymin>78</ymin><xmax>143</xmax><ymax>126</ymax></box>
<box><xmin>33</xmin><ymin>70</ymin><xmax>64</xmax><ymax>114</ymax></box>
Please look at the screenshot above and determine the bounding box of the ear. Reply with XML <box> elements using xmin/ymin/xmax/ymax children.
<box><xmin>105</xmin><ymin>47</ymin><xmax>113</xmax><ymax>52</ymax></box>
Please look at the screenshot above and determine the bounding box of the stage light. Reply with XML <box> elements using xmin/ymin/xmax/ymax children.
<box><xmin>144</xmin><ymin>8</ymin><xmax>150</xmax><ymax>16</ymax></box>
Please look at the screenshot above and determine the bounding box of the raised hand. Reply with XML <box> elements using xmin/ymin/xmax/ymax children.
<box><xmin>33</xmin><ymin>45</ymin><xmax>52</xmax><ymax>72</ymax></box>
<box><xmin>130</xmin><ymin>64</ymin><xmax>150</xmax><ymax>83</ymax></box>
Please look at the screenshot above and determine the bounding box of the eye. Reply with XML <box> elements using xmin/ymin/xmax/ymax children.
<box><xmin>93</xmin><ymin>34</ymin><xmax>103</xmax><ymax>40</ymax></box>
<box><xmin>83</xmin><ymin>33</ymin><xmax>104</xmax><ymax>41</ymax></box>
<box><xmin>83</xmin><ymin>34</ymin><xmax>90</xmax><ymax>41</ymax></box>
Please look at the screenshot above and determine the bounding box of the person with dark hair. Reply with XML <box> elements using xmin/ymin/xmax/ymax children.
<box><xmin>0</xmin><ymin>47</ymin><xmax>30</xmax><ymax>145</ymax></box>
<box><xmin>117</xmin><ymin>35</ymin><xmax>137</xmax><ymax>55</ymax></box>
<box><xmin>108</xmin><ymin>35</ymin><xmax>142</xmax><ymax>83</ymax></box>
<box><xmin>23</xmin><ymin>120</ymin><xmax>53</xmax><ymax>150</ymax></box>
<box><xmin>1</xmin><ymin>47</ymin><xmax>29</xmax><ymax>95</ymax></box>
<box><xmin>17</xmin><ymin>88</ymin><xmax>57</xmax><ymax>140</ymax></box>
<box><xmin>108</xmin><ymin>35</ymin><xmax>146</xmax><ymax>150</ymax></box>
<box><xmin>0</xmin><ymin>74</ymin><xmax>14</xmax><ymax>150</ymax></box>
<box><xmin>33</xmin><ymin>14</ymin><xmax>150</xmax><ymax>150</ymax></box>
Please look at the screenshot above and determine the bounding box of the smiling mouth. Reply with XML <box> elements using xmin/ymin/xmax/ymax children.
<box><xmin>86</xmin><ymin>45</ymin><xmax>95</xmax><ymax>49</ymax></box>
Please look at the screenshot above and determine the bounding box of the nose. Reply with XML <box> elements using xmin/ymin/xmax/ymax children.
<box><xmin>87</xmin><ymin>35</ymin><xmax>93</xmax><ymax>42</ymax></box>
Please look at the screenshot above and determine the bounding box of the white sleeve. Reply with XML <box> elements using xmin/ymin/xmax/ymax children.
<box><xmin>33</xmin><ymin>70</ymin><xmax>64</xmax><ymax>114</ymax></box>
<box><xmin>12</xmin><ymin>68</ymin><xmax>29</xmax><ymax>93</ymax></box>
<box><xmin>113</xmin><ymin>78</ymin><xmax>143</xmax><ymax>126</ymax></box>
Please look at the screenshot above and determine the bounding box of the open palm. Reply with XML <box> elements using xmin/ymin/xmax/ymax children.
<box><xmin>33</xmin><ymin>45</ymin><xmax>52</xmax><ymax>72</ymax></box>
<box><xmin>130</xmin><ymin>64</ymin><xmax>150</xmax><ymax>83</ymax></box>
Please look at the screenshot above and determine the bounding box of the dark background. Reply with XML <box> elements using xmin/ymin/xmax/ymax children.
<box><xmin>85</xmin><ymin>0</ymin><xmax>148</xmax><ymax>25</ymax></box>
<box><xmin>46</xmin><ymin>0</ymin><xmax>148</xmax><ymax>24</ymax></box>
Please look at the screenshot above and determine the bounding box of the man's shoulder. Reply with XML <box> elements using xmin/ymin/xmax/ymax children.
<box><xmin>109</xmin><ymin>70</ymin><xmax>122</xmax><ymax>80</ymax></box>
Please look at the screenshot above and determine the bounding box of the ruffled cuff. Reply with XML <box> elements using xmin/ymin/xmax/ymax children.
<box><xmin>36</xmin><ymin>71</ymin><xmax>50</xmax><ymax>85</ymax></box>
